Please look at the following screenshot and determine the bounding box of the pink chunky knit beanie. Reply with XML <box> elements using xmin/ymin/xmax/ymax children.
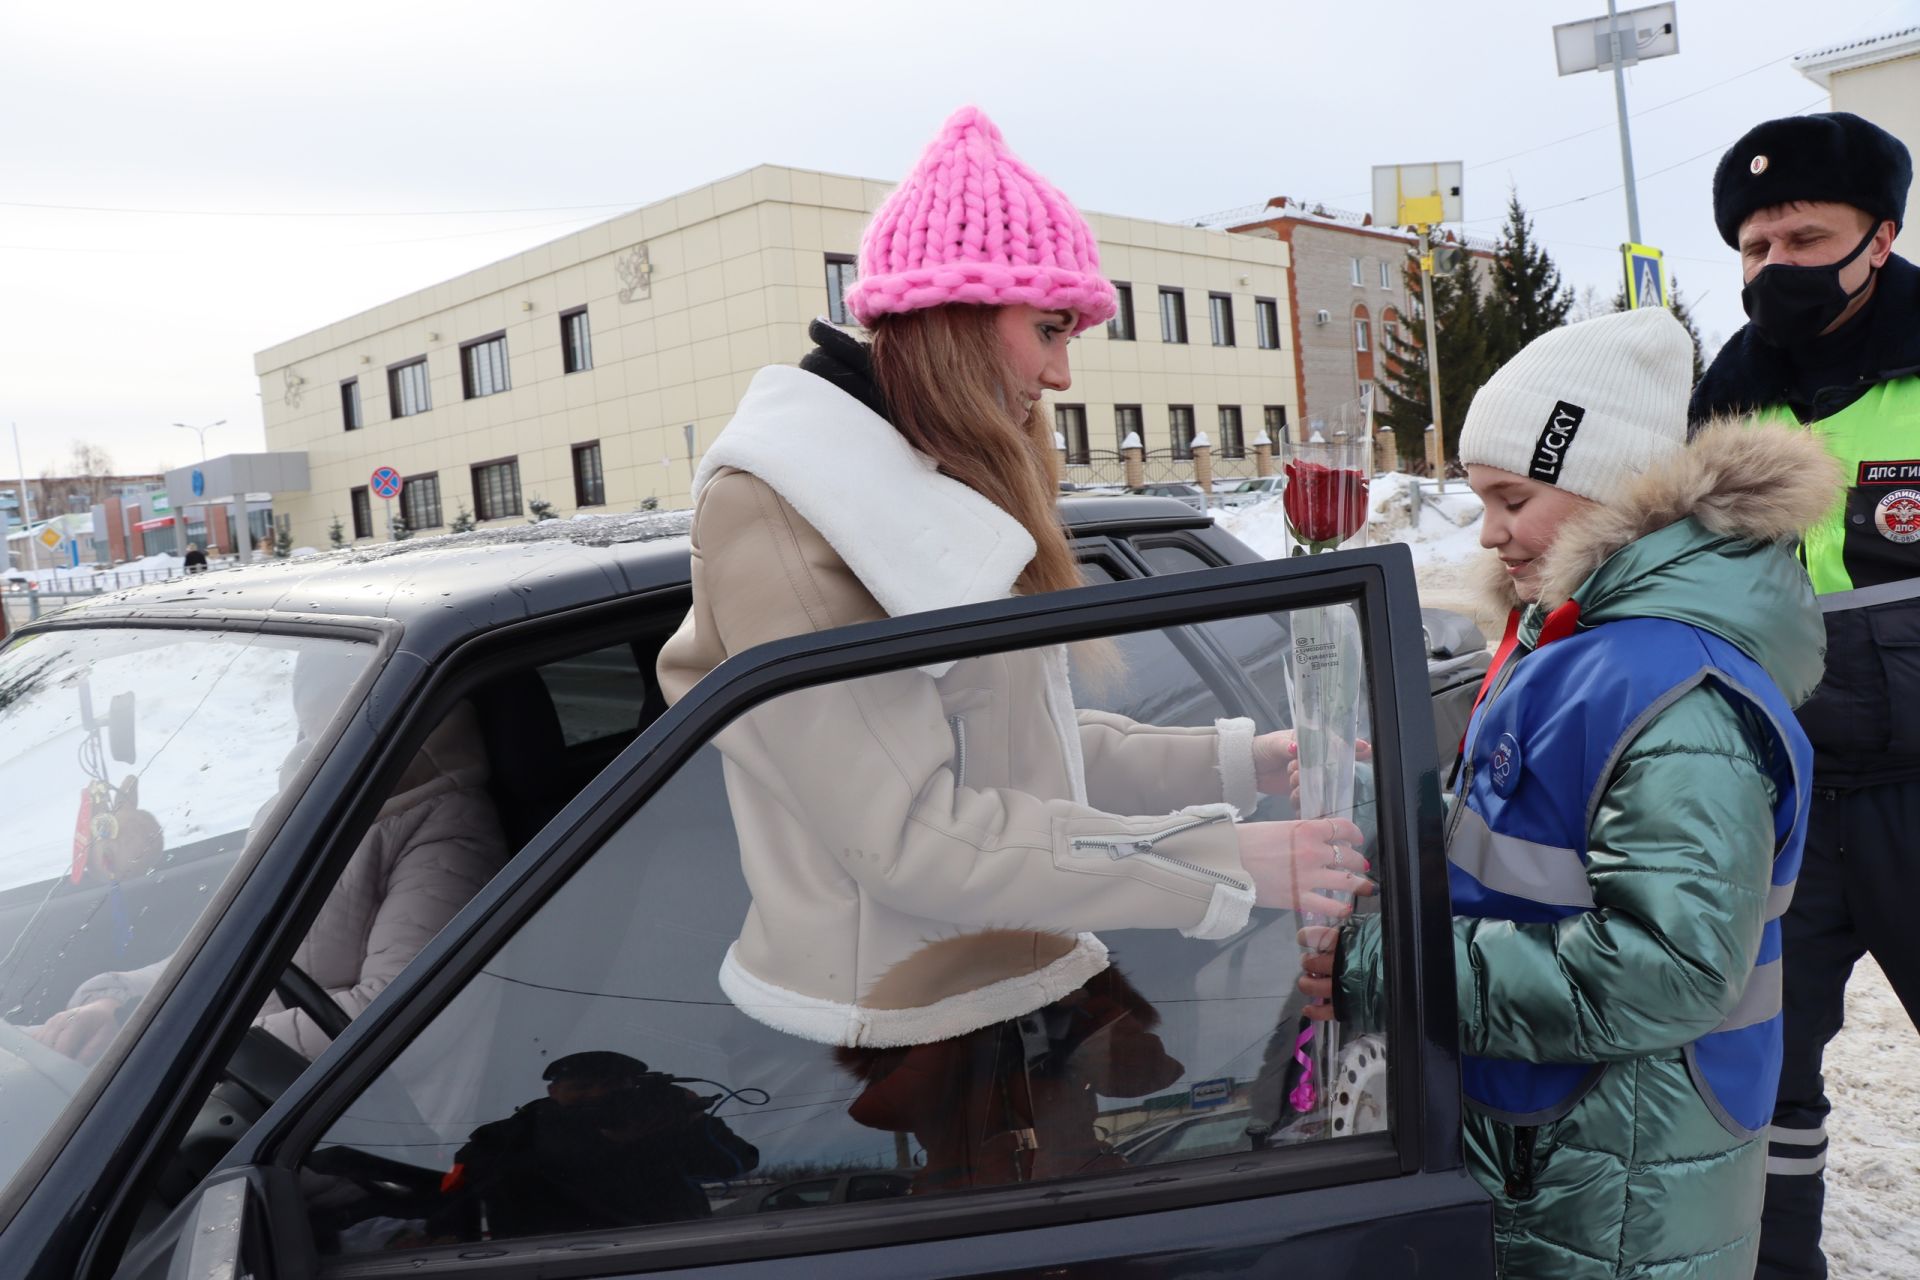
<box><xmin>843</xmin><ymin>106</ymin><xmax>1117</xmax><ymax>334</ymax></box>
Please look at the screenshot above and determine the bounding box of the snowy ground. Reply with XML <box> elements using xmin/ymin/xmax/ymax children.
<box><xmin>1222</xmin><ymin>472</ymin><xmax>1919</xmax><ymax>1267</ymax></box>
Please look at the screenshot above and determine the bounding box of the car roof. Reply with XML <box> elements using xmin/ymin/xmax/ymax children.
<box><xmin>14</xmin><ymin>497</ymin><xmax>1210</xmax><ymax>658</ymax></box>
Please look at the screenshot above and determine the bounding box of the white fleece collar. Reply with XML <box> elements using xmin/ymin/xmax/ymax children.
<box><xmin>695</xmin><ymin>364</ymin><xmax>1036</xmax><ymax>618</ymax></box>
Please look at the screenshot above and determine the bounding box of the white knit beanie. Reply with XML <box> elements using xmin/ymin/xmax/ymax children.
<box><xmin>1458</xmin><ymin>308</ymin><xmax>1692</xmax><ymax>506</ymax></box>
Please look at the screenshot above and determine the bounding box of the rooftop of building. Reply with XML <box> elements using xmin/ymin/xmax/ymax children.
<box><xmin>1191</xmin><ymin>196</ymin><xmax>1497</xmax><ymax>253</ymax></box>
<box><xmin>1794</xmin><ymin>26</ymin><xmax>1920</xmax><ymax>86</ymax></box>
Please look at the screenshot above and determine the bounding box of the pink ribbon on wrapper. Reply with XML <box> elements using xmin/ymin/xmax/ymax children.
<box><xmin>1289</xmin><ymin>1025</ymin><xmax>1318</xmax><ymax>1111</ymax></box>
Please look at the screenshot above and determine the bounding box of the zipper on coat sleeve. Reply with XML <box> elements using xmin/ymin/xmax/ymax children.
<box><xmin>948</xmin><ymin>715</ymin><xmax>968</xmax><ymax>790</ymax></box>
<box><xmin>1070</xmin><ymin>813</ymin><xmax>1249</xmax><ymax>891</ymax></box>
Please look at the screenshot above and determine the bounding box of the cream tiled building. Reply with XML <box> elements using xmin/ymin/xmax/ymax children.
<box><xmin>1796</xmin><ymin>26</ymin><xmax>1920</xmax><ymax>263</ymax></box>
<box><xmin>255</xmin><ymin>166</ymin><xmax>1299</xmax><ymax>546</ymax></box>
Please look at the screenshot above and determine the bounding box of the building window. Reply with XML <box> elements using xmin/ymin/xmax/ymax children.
<box><xmin>461</xmin><ymin>332</ymin><xmax>510</xmax><ymax>399</ymax></box>
<box><xmin>1264</xmin><ymin>405</ymin><xmax>1288</xmax><ymax>443</ymax></box>
<box><xmin>561</xmin><ymin>307</ymin><xmax>593</xmax><ymax>374</ymax></box>
<box><xmin>572</xmin><ymin>441</ymin><xmax>606</xmax><ymax>508</ymax></box>
<box><xmin>1209</xmin><ymin>293</ymin><xmax>1235</xmax><ymax>347</ymax></box>
<box><xmin>1255</xmin><ymin>298</ymin><xmax>1280</xmax><ymax>350</ymax></box>
<box><xmin>1115</xmin><ymin>404</ymin><xmax>1143</xmax><ymax>452</ymax></box>
<box><xmin>1218</xmin><ymin>406</ymin><xmax>1245</xmax><ymax>458</ymax></box>
<box><xmin>1106</xmin><ymin>283</ymin><xmax>1135</xmax><ymax>340</ymax></box>
<box><xmin>1354</xmin><ymin>316</ymin><xmax>1371</xmax><ymax>353</ymax></box>
<box><xmin>1170</xmin><ymin>405</ymin><xmax>1196</xmax><ymax>460</ymax></box>
<box><xmin>824</xmin><ymin>254</ymin><xmax>858</xmax><ymax>326</ymax></box>
<box><xmin>387</xmin><ymin>357</ymin><xmax>431</xmax><ymax>418</ymax></box>
<box><xmin>1055</xmin><ymin>405</ymin><xmax>1089</xmax><ymax>465</ymax></box>
<box><xmin>1354</xmin><ymin>305</ymin><xmax>1375</xmax><ymax>385</ymax></box>
<box><xmin>350</xmin><ymin>486</ymin><xmax>372</xmax><ymax>540</ymax></box>
<box><xmin>1159</xmin><ymin>288</ymin><xmax>1187</xmax><ymax>344</ymax></box>
<box><xmin>1350</xmin><ymin>257</ymin><xmax>1363</xmax><ymax>287</ymax></box>
<box><xmin>400</xmin><ymin>472</ymin><xmax>442</xmax><ymax>530</ymax></box>
<box><xmin>340</xmin><ymin>378</ymin><xmax>363</xmax><ymax>431</ymax></box>
<box><xmin>471</xmin><ymin>457</ymin><xmax>522</xmax><ymax>522</ymax></box>
<box><xmin>1380</xmin><ymin>260</ymin><xmax>1393</xmax><ymax>289</ymax></box>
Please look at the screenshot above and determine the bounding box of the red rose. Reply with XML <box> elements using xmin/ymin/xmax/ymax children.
<box><xmin>1283</xmin><ymin>462</ymin><xmax>1370</xmax><ymax>546</ymax></box>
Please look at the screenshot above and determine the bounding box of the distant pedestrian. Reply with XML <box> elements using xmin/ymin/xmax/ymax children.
<box><xmin>1690</xmin><ymin>111</ymin><xmax>1920</xmax><ymax>1280</ymax></box>
<box><xmin>182</xmin><ymin>543</ymin><xmax>208</xmax><ymax>574</ymax></box>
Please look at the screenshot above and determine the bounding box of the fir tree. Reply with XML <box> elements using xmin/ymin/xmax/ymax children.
<box><xmin>449</xmin><ymin>503</ymin><xmax>476</xmax><ymax>534</ymax></box>
<box><xmin>328</xmin><ymin>515</ymin><xmax>345</xmax><ymax>549</ymax></box>
<box><xmin>273</xmin><ymin>521</ymin><xmax>292</xmax><ymax>559</ymax></box>
<box><xmin>390</xmin><ymin>513</ymin><xmax>412</xmax><ymax>541</ymax></box>
<box><xmin>1375</xmin><ymin>253</ymin><xmax>1496</xmax><ymax>469</ymax></box>
<box><xmin>1487</xmin><ymin>190</ymin><xmax>1572</xmax><ymax>364</ymax></box>
<box><xmin>1606</xmin><ymin>277</ymin><xmax>1706</xmax><ymax>384</ymax></box>
<box><xmin>528</xmin><ymin>497</ymin><xmax>559</xmax><ymax>523</ymax></box>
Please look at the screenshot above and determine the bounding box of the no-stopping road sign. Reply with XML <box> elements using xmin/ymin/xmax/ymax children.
<box><xmin>370</xmin><ymin>466</ymin><xmax>404</xmax><ymax>500</ymax></box>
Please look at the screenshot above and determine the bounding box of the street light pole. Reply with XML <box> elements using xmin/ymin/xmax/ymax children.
<box><xmin>10</xmin><ymin>422</ymin><xmax>38</xmax><ymax>573</ymax></box>
<box><xmin>172</xmin><ymin>418</ymin><xmax>225</xmax><ymax>464</ymax></box>
<box><xmin>1605</xmin><ymin>0</ymin><xmax>1644</xmax><ymax>245</ymax></box>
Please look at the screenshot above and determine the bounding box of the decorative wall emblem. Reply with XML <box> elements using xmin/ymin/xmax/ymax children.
<box><xmin>283</xmin><ymin>367</ymin><xmax>306</xmax><ymax>408</ymax></box>
<box><xmin>617</xmin><ymin>243</ymin><xmax>654</xmax><ymax>303</ymax></box>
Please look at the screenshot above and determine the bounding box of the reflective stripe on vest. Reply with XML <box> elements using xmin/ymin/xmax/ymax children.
<box><xmin>1758</xmin><ymin>376</ymin><xmax>1920</xmax><ymax>597</ymax></box>
<box><xmin>1451</xmin><ymin>616</ymin><xmax>1811</xmax><ymax>1136</ymax></box>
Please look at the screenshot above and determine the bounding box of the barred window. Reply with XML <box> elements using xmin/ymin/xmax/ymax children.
<box><xmin>1255</xmin><ymin>298</ymin><xmax>1280</xmax><ymax>350</ymax></box>
<box><xmin>472</xmin><ymin>458</ymin><xmax>522</xmax><ymax>522</ymax></box>
<box><xmin>388</xmin><ymin>357</ymin><xmax>431</xmax><ymax>418</ymax></box>
<box><xmin>1217</xmin><ymin>406</ymin><xmax>1245</xmax><ymax>458</ymax></box>
<box><xmin>462</xmin><ymin>333</ymin><xmax>510</xmax><ymax>399</ymax></box>
<box><xmin>350</xmin><ymin>486</ymin><xmax>372</xmax><ymax>539</ymax></box>
<box><xmin>341</xmin><ymin>378</ymin><xmax>363</xmax><ymax>431</ymax></box>
<box><xmin>1209</xmin><ymin>294</ymin><xmax>1235</xmax><ymax>347</ymax></box>
<box><xmin>1158</xmin><ymin>289</ymin><xmax>1187</xmax><ymax>344</ymax></box>
<box><xmin>1106</xmin><ymin>284</ymin><xmax>1136</xmax><ymax>340</ymax></box>
<box><xmin>1115</xmin><ymin>404</ymin><xmax>1143</xmax><ymax>453</ymax></box>
<box><xmin>1170</xmin><ymin>405</ymin><xmax>1196</xmax><ymax>460</ymax></box>
<box><xmin>561</xmin><ymin>308</ymin><xmax>593</xmax><ymax>374</ymax></box>
<box><xmin>572</xmin><ymin>441</ymin><xmax>606</xmax><ymax>508</ymax></box>
<box><xmin>1054</xmin><ymin>405</ymin><xmax>1089</xmax><ymax>465</ymax></box>
<box><xmin>400</xmin><ymin>472</ymin><xmax>442</xmax><ymax>529</ymax></box>
<box><xmin>1264</xmin><ymin>405</ymin><xmax>1288</xmax><ymax>441</ymax></box>
<box><xmin>824</xmin><ymin>255</ymin><xmax>858</xmax><ymax>326</ymax></box>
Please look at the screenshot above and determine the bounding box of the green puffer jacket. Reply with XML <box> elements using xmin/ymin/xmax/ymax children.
<box><xmin>1337</xmin><ymin>422</ymin><xmax>1840</xmax><ymax>1279</ymax></box>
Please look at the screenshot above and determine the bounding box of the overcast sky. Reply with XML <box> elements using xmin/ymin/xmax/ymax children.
<box><xmin>5</xmin><ymin>0</ymin><xmax>1916</xmax><ymax>477</ymax></box>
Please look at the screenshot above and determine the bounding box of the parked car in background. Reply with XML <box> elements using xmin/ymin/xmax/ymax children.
<box><xmin>1217</xmin><ymin>475</ymin><xmax>1287</xmax><ymax>508</ymax></box>
<box><xmin>1134</xmin><ymin>481</ymin><xmax>1210</xmax><ymax>513</ymax></box>
<box><xmin>0</xmin><ymin>496</ymin><xmax>1494</xmax><ymax>1279</ymax></box>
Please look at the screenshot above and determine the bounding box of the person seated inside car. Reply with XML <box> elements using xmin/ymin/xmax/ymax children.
<box><xmin>30</xmin><ymin>652</ymin><xmax>510</xmax><ymax>1064</ymax></box>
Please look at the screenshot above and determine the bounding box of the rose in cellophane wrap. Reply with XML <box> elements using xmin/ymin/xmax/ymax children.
<box><xmin>1278</xmin><ymin>432</ymin><xmax>1371</xmax><ymax>1137</ymax></box>
<box><xmin>1281</xmin><ymin>434</ymin><xmax>1371</xmax><ymax>556</ymax></box>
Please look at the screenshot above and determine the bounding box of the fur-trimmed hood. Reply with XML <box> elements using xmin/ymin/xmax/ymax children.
<box><xmin>1478</xmin><ymin>420</ymin><xmax>1842</xmax><ymax>703</ymax></box>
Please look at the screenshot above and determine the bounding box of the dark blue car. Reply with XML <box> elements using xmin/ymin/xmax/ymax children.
<box><xmin>0</xmin><ymin>498</ymin><xmax>1494</xmax><ymax>1278</ymax></box>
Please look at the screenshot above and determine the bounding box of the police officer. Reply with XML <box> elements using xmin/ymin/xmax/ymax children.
<box><xmin>1691</xmin><ymin>111</ymin><xmax>1918</xmax><ymax>1280</ymax></box>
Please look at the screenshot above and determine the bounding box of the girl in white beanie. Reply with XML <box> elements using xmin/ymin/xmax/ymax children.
<box><xmin>1305</xmin><ymin>308</ymin><xmax>1841</xmax><ymax>1278</ymax></box>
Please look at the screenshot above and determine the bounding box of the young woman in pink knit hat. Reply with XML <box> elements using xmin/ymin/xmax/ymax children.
<box><xmin>655</xmin><ymin>106</ymin><xmax>1372</xmax><ymax>1188</ymax></box>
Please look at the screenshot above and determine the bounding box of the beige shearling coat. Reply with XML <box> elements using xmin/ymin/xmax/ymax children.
<box><xmin>658</xmin><ymin>363</ymin><xmax>1262</xmax><ymax>1049</ymax></box>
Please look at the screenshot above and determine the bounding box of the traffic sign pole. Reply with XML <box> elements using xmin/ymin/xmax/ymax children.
<box><xmin>1605</xmin><ymin>0</ymin><xmax>1643</xmax><ymax>246</ymax></box>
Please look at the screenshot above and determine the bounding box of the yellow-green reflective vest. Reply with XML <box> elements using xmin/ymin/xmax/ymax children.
<box><xmin>1760</xmin><ymin>375</ymin><xmax>1920</xmax><ymax>608</ymax></box>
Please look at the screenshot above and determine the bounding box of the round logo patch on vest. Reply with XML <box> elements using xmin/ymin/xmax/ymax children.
<box><xmin>1874</xmin><ymin>488</ymin><xmax>1920</xmax><ymax>543</ymax></box>
<box><xmin>1489</xmin><ymin>732</ymin><xmax>1522</xmax><ymax>797</ymax></box>
<box><xmin>1749</xmin><ymin>154</ymin><xmax>1769</xmax><ymax>175</ymax></box>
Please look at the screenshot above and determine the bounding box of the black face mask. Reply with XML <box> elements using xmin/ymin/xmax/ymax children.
<box><xmin>1741</xmin><ymin>226</ymin><xmax>1880</xmax><ymax>347</ymax></box>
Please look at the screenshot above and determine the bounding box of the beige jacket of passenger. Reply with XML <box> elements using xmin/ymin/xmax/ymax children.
<box><xmin>657</xmin><ymin>363</ymin><xmax>1262</xmax><ymax>1049</ymax></box>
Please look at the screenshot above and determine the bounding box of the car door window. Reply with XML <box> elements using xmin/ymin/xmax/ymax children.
<box><xmin>535</xmin><ymin>643</ymin><xmax>651</xmax><ymax>747</ymax></box>
<box><xmin>290</xmin><ymin>598</ymin><xmax>1396</xmax><ymax>1263</ymax></box>
<box><xmin>1069</xmin><ymin>560</ymin><xmax>1238</xmax><ymax>726</ymax></box>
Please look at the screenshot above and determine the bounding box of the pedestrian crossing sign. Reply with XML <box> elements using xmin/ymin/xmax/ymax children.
<box><xmin>1622</xmin><ymin>242</ymin><xmax>1669</xmax><ymax>309</ymax></box>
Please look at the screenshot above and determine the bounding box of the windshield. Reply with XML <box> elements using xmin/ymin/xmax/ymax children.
<box><xmin>0</xmin><ymin>626</ymin><xmax>371</xmax><ymax>1199</ymax></box>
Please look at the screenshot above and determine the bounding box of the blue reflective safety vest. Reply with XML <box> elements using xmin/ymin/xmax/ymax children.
<box><xmin>1447</xmin><ymin>616</ymin><xmax>1811</xmax><ymax>1136</ymax></box>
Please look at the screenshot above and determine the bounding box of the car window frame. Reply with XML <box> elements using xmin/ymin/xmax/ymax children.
<box><xmin>178</xmin><ymin>550</ymin><xmax>1454</xmax><ymax>1278</ymax></box>
<box><xmin>61</xmin><ymin>590</ymin><xmax>695</xmax><ymax>1277</ymax></box>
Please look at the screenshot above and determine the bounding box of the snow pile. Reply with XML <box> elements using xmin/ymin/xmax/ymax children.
<box><xmin>1819</xmin><ymin>956</ymin><xmax>1920</xmax><ymax>1278</ymax></box>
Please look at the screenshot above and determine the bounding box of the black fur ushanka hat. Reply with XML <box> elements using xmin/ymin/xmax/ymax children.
<box><xmin>1712</xmin><ymin>111</ymin><xmax>1911</xmax><ymax>247</ymax></box>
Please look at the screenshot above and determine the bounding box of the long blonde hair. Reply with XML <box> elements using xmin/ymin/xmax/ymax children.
<box><xmin>869</xmin><ymin>305</ymin><xmax>1080</xmax><ymax>598</ymax></box>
